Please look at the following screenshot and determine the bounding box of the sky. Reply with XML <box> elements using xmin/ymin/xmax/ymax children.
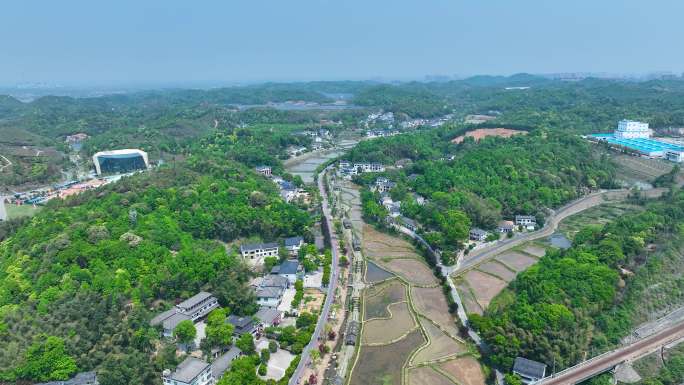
<box><xmin>1</xmin><ymin>0</ymin><xmax>683</xmax><ymax>86</ymax></box>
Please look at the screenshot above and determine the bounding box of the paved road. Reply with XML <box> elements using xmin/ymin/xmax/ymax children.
<box><xmin>0</xmin><ymin>196</ymin><xmax>7</xmax><ymax>221</ymax></box>
<box><xmin>455</xmin><ymin>188</ymin><xmax>666</xmax><ymax>275</ymax></box>
<box><xmin>289</xmin><ymin>166</ymin><xmax>340</xmax><ymax>385</ymax></box>
<box><xmin>540</xmin><ymin>321</ymin><xmax>684</xmax><ymax>385</ymax></box>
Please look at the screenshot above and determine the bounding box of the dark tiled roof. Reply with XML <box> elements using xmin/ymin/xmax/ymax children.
<box><xmin>240</xmin><ymin>242</ymin><xmax>279</xmax><ymax>252</ymax></box>
<box><xmin>284</xmin><ymin>236</ymin><xmax>304</xmax><ymax>247</ymax></box>
<box><xmin>261</xmin><ymin>275</ymin><xmax>289</xmax><ymax>289</ymax></box>
<box><xmin>227</xmin><ymin>315</ymin><xmax>256</xmax><ymax>334</ymax></box>
<box><xmin>162</xmin><ymin>312</ymin><xmax>191</xmax><ymax>331</ymax></box>
<box><xmin>150</xmin><ymin>308</ymin><xmax>176</xmax><ymax>326</ymax></box>
<box><xmin>256</xmin><ymin>286</ymin><xmax>283</xmax><ymax>299</ymax></box>
<box><xmin>513</xmin><ymin>357</ymin><xmax>547</xmax><ymax>379</ymax></box>
<box><xmin>177</xmin><ymin>291</ymin><xmax>213</xmax><ymax>309</ymax></box>
<box><xmin>255</xmin><ymin>307</ymin><xmax>281</xmax><ymax>324</ymax></box>
<box><xmin>211</xmin><ymin>347</ymin><xmax>242</xmax><ymax>379</ymax></box>
<box><xmin>470</xmin><ymin>228</ymin><xmax>488</xmax><ymax>236</ymax></box>
<box><xmin>276</xmin><ymin>260</ymin><xmax>300</xmax><ymax>275</ymax></box>
<box><xmin>166</xmin><ymin>357</ymin><xmax>210</xmax><ymax>383</ymax></box>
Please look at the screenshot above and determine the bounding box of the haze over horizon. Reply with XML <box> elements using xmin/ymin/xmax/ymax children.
<box><xmin>2</xmin><ymin>0</ymin><xmax>683</xmax><ymax>86</ymax></box>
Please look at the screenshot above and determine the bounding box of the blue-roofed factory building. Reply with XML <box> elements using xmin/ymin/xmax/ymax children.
<box><xmin>588</xmin><ymin>120</ymin><xmax>684</xmax><ymax>161</ymax></box>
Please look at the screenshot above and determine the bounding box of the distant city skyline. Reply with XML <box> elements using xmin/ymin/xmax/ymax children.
<box><xmin>1</xmin><ymin>0</ymin><xmax>683</xmax><ymax>86</ymax></box>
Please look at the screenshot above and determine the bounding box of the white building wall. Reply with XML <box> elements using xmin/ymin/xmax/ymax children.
<box><xmin>615</xmin><ymin>120</ymin><xmax>651</xmax><ymax>139</ymax></box>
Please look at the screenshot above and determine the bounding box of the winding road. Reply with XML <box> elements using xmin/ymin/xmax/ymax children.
<box><xmin>455</xmin><ymin>188</ymin><xmax>666</xmax><ymax>275</ymax></box>
<box><xmin>288</xmin><ymin>166</ymin><xmax>340</xmax><ymax>385</ymax></box>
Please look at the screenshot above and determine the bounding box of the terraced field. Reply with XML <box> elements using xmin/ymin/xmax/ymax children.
<box><xmin>350</xmin><ymin>208</ymin><xmax>483</xmax><ymax>385</ymax></box>
<box><xmin>452</xmin><ymin>201</ymin><xmax>647</xmax><ymax>316</ymax></box>
<box><xmin>454</xmin><ymin>244</ymin><xmax>543</xmax><ymax>315</ymax></box>
<box><xmin>344</xmin><ymin>181</ymin><xmax>484</xmax><ymax>385</ymax></box>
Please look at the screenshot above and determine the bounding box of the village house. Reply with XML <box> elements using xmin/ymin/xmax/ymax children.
<box><xmin>227</xmin><ymin>315</ymin><xmax>258</xmax><ymax>336</ymax></box>
<box><xmin>513</xmin><ymin>357</ymin><xmax>547</xmax><ymax>384</ymax></box>
<box><xmin>469</xmin><ymin>228</ymin><xmax>488</xmax><ymax>241</ymax></box>
<box><xmin>255</xmin><ymin>307</ymin><xmax>282</xmax><ymax>328</ymax></box>
<box><xmin>373</xmin><ymin>177</ymin><xmax>396</xmax><ymax>193</ymax></box>
<box><xmin>240</xmin><ymin>242</ymin><xmax>279</xmax><ymax>260</ymax></box>
<box><xmin>271</xmin><ymin>260</ymin><xmax>301</xmax><ymax>284</ymax></box>
<box><xmin>284</xmin><ymin>236</ymin><xmax>304</xmax><ymax>255</ymax></box>
<box><xmin>162</xmin><ymin>357</ymin><xmax>213</xmax><ymax>385</ymax></box>
<box><xmin>388</xmin><ymin>202</ymin><xmax>401</xmax><ymax>218</ymax></box>
<box><xmin>256</xmin><ymin>286</ymin><xmax>284</xmax><ymax>308</ymax></box>
<box><xmin>498</xmin><ymin>220</ymin><xmax>515</xmax><ymax>233</ymax></box>
<box><xmin>255</xmin><ymin>165</ymin><xmax>272</xmax><ymax>177</ymax></box>
<box><xmin>515</xmin><ymin>215</ymin><xmax>537</xmax><ymax>230</ymax></box>
<box><xmin>211</xmin><ymin>347</ymin><xmax>242</xmax><ymax>381</ymax></box>
<box><xmin>255</xmin><ymin>275</ymin><xmax>289</xmax><ymax>308</ymax></box>
<box><xmin>150</xmin><ymin>292</ymin><xmax>219</xmax><ymax>337</ymax></box>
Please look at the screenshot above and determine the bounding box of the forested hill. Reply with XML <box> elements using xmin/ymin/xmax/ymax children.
<box><xmin>0</xmin><ymin>138</ymin><xmax>312</xmax><ymax>383</ymax></box>
<box><xmin>350</xmin><ymin>129</ymin><xmax>616</xmax><ymax>261</ymax></box>
<box><xmin>470</xmin><ymin>190</ymin><xmax>684</xmax><ymax>372</ymax></box>
<box><xmin>350</xmin><ymin>78</ymin><xmax>684</xmax><ymax>130</ymax></box>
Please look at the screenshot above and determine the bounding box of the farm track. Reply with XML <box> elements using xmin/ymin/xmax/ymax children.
<box><xmin>0</xmin><ymin>154</ymin><xmax>11</xmax><ymax>172</ymax></box>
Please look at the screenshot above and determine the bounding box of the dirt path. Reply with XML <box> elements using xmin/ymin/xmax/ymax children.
<box><xmin>0</xmin><ymin>154</ymin><xmax>11</xmax><ymax>172</ymax></box>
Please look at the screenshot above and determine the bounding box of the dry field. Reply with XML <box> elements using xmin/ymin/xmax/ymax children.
<box><xmin>384</xmin><ymin>259</ymin><xmax>438</xmax><ymax>286</ymax></box>
<box><xmin>438</xmin><ymin>356</ymin><xmax>486</xmax><ymax>385</ymax></box>
<box><xmin>453</xmin><ymin>279</ymin><xmax>484</xmax><ymax>315</ymax></box>
<box><xmin>412</xmin><ymin>317</ymin><xmax>466</xmax><ymax>365</ymax></box>
<box><xmin>411</xmin><ymin>287</ymin><xmax>461</xmax><ymax>336</ymax></box>
<box><xmin>362</xmin><ymin>224</ymin><xmax>420</xmax><ymax>259</ymax></box>
<box><xmin>454</xmin><ymin>247</ymin><xmax>544</xmax><ymax>314</ymax></box>
<box><xmin>364</xmin><ymin>280</ymin><xmax>406</xmax><ymax>320</ymax></box>
<box><xmin>349</xmin><ymin>329</ymin><xmax>425</xmax><ymax>385</ymax></box>
<box><xmin>613</xmin><ymin>154</ymin><xmax>674</xmax><ymax>183</ymax></box>
<box><xmin>477</xmin><ymin>260</ymin><xmax>517</xmax><ymax>281</ymax></box>
<box><xmin>451</xmin><ymin>128</ymin><xmax>526</xmax><ymax>144</ymax></box>
<box><xmin>409</xmin><ymin>366</ymin><xmax>455</xmax><ymax>385</ymax></box>
<box><xmin>495</xmin><ymin>251</ymin><xmax>539</xmax><ymax>271</ymax></box>
<box><xmin>362</xmin><ymin>302</ymin><xmax>416</xmax><ymax>344</ymax></box>
<box><xmin>463</xmin><ymin>270</ymin><xmax>508</xmax><ymax>309</ymax></box>
<box><xmin>521</xmin><ymin>244</ymin><xmax>547</xmax><ymax>258</ymax></box>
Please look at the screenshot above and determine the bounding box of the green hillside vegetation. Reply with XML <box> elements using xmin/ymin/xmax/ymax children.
<box><xmin>470</xmin><ymin>190</ymin><xmax>684</xmax><ymax>371</ymax></box>
<box><xmin>353</xmin><ymin>84</ymin><xmax>451</xmax><ymax>118</ymax></box>
<box><xmin>0</xmin><ymin>134</ymin><xmax>312</xmax><ymax>383</ymax></box>
<box><xmin>352</xmin><ymin>77</ymin><xmax>684</xmax><ymax>132</ymax></box>
<box><xmin>353</xmin><ymin>130</ymin><xmax>616</xmax><ymax>261</ymax></box>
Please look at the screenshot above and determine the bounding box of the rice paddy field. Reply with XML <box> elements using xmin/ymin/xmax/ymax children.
<box><xmin>345</xmin><ymin>181</ymin><xmax>484</xmax><ymax>385</ymax></box>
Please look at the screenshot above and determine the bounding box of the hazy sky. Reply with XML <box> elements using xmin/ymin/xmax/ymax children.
<box><xmin>1</xmin><ymin>0</ymin><xmax>683</xmax><ymax>85</ymax></box>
